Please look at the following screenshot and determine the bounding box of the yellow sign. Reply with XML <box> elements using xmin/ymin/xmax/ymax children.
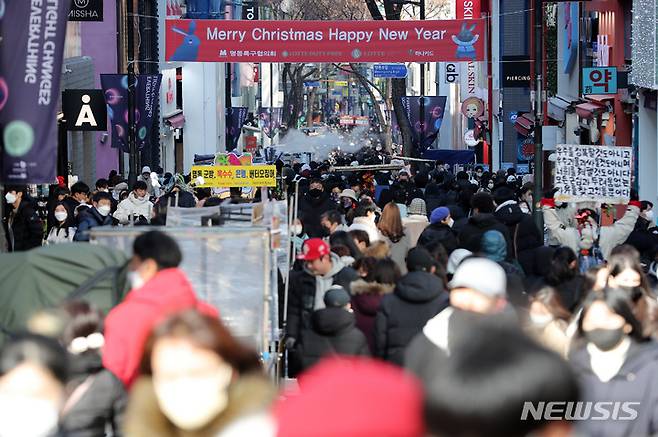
<box><xmin>191</xmin><ymin>165</ymin><xmax>277</xmax><ymax>187</ymax></box>
<box><xmin>334</xmin><ymin>80</ymin><xmax>348</xmax><ymax>86</ymax></box>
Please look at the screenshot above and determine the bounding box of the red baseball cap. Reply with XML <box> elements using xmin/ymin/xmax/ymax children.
<box><xmin>297</xmin><ymin>238</ymin><xmax>330</xmax><ymax>261</ymax></box>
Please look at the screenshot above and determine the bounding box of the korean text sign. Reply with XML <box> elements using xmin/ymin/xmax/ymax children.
<box><xmin>191</xmin><ymin>165</ymin><xmax>277</xmax><ymax>187</ymax></box>
<box><xmin>165</xmin><ymin>19</ymin><xmax>485</xmax><ymax>63</ymax></box>
<box><xmin>582</xmin><ymin>67</ymin><xmax>617</xmax><ymax>95</ymax></box>
<box><xmin>554</xmin><ymin>144</ymin><xmax>631</xmax><ymax>203</ymax></box>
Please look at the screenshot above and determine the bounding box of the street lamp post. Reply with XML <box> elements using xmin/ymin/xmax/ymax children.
<box><xmin>127</xmin><ymin>0</ymin><xmax>137</xmax><ymax>187</ymax></box>
<box><xmin>532</xmin><ymin>0</ymin><xmax>544</xmax><ymax>229</ymax></box>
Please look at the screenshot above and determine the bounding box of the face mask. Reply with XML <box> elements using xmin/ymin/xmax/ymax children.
<box><xmin>54</xmin><ymin>211</ymin><xmax>68</xmax><ymax>222</ymax></box>
<box><xmin>530</xmin><ymin>313</ymin><xmax>553</xmax><ymax>326</ymax></box>
<box><xmin>5</xmin><ymin>193</ymin><xmax>17</xmax><ymax>204</ymax></box>
<box><xmin>154</xmin><ymin>368</ymin><xmax>232</xmax><ymax>431</ymax></box>
<box><xmin>309</xmin><ymin>188</ymin><xmax>323</xmax><ymax>198</ymax></box>
<box><xmin>0</xmin><ymin>394</ymin><xmax>60</xmax><ymax>437</ymax></box>
<box><xmin>487</xmin><ymin>182</ymin><xmax>494</xmax><ymax>190</ymax></box>
<box><xmin>292</xmin><ymin>224</ymin><xmax>303</xmax><ymax>236</ymax></box>
<box><xmin>137</xmin><ymin>195</ymin><xmax>146</xmax><ymax>201</ymax></box>
<box><xmin>644</xmin><ymin>210</ymin><xmax>655</xmax><ymax>222</ymax></box>
<box><xmin>97</xmin><ymin>205</ymin><xmax>111</xmax><ymax>217</ymax></box>
<box><xmin>446</xmin><ymin>218</ymin><xmax>454</xmax><ymax>228</ymax></box>
<box><xmin>585</xmin><ymin>328</ymin><xmax>625</xmax><ymax>351</ymax></box>
<box><xmin>127</xmin><ymin>271</ymin><xmax>146</xmax><ymax>290</ymax></box>
<box><xmin>99</xmin><ymin>188</ymin><xmax>109</xmax><ymax>193</ymax></box>
<box><xmin>476</xmin><ymin>172</ymin><xmax>483</xmax><ymax>178</ymax></box>
<box><xmin>342</xmin><ymin>199</ymin><xmax>353</xmax><ymax>209</ymax></box>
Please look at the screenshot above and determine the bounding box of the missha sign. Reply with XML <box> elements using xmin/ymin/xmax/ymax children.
<box><xmin>69</xmin><ymin>0</ymin><xmax>103</xmax><ymax>22</ymax></box>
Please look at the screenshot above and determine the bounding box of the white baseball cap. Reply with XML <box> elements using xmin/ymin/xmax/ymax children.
<box><xmin>448</xmin><ymin>257</ymin><xmax>507</xmax><ymax>297</ymax></box>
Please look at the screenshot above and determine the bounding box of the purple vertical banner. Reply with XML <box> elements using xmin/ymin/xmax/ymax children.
<box><xmin>258</xmin><ymin>107</ymin><xmax>282</xmax><ymax>139</ymax></box>
<box><xmin>0</xmin><ymin>1</ymin><xmax>70</xmax><ymax>183</ymax></box>
<box><xmin>400</xmin><ymin>96</ymin><xmax>448</xmax><ymax>150</ymax></box>
<box><xmin>226</xmin><ymin>107</ymin><xmax>248</xmax><ymax>150</ymax></box>
<box><xmin>100</xmin><ymin>74</ymin><xmax>129</xmax><ymax>153</ymax></box>
<box><xmin>135</xmin><ymin>74</ymin><xmax>163</xmax><ymax>150</ymax></box>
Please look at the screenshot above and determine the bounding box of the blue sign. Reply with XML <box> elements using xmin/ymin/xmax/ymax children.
<box><xmin>516</xmin><ymin>164</ymin><xmax>530</xmax><ymax>174</ymax></box>
<box><xmin>582</xmin><ymin>67</ymin><xmax>618</xmax><ymax>95</ymax></box>
<box><xmin>304</xmin><ymin>81</ymin><xmax>321</xmax><ymax>88</ymax></box>
<box><xmin>501</xmin><ymin>162</ymin><xmax>515</xmax><ymax>171</ymax></box>
<box><xmin>373</xmin><ymin>64</ymin><xmax>408</xmax><ymax>79</ymax></box>
<box><xmin>509</xmin><ymin>111</ymin><xmax>518</xmax><ymax>123</ymax></box>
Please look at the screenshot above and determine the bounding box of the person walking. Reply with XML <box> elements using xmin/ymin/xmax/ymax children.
<box><xmin>113</xmin><ymin>181</ymin><xmax>154</xmax><ymax>225</ymax></box>
<box><xmin>45</xmin><ymin>202</ymin><xmax>76</xmax><ymax>244</ymax></box>
<box><xmin>378</xmin><ymin>203</ymin><xmax>412</xmax><ymax>275</ymax></box>
<box><xmin>74</xmin><ymin>192</ymin><xmax>113</xmax><ymax>242</ymax></box>
<box><xmin>403</xmin><ymin>198</ymin><xmax>429</xmax><ymax>248</ymax></box>
<box><xmin>3</xmin><ymin>185</ymin><xmax>43</xmax><ymax>252</ymax></box>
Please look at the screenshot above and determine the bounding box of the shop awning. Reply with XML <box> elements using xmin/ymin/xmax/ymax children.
<box><xmin>586</xmin><ymin>94</ymin><xmax>615</xmax><ymax>102</ymax></box>
<box><xmin>164</xmin><ymin>113</ymin><xmax>186</xmax><ymax>129</ymax></box>
<box><xmin>575</xmin><ymin>102</ymin><xmax>606</xmax><ymax>119</ymax></box>
<box><xmin>514</xmin><ymin>113</ymin><xmax>535</xmax><ymax>136</ymax></box>
<box><xmin>548</xmin><ymin>96</ymin><xmax>572</xmax><ymax>122</ymax></box>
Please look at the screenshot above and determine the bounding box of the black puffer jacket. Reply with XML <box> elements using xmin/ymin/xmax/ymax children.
<box><xmin>296</xmin><ymin>307</ymin><xmax>370</xmax><ymax>371</ymax></box>
<box><xmin>458</xmin><ymin>213</ymin><xmax>511</xmax><ymax>254</ymax></box>
<box><xmin>298</xmin><ymin>192</ymin><xmax>339</xmax><ymax>238</ymax></box>
<box><xmin>417</xmin><ymin>223</ymin><xmax>458</xmax><ymax>254</ymax></box>
<box><xmin>493</xmin><ymin>201</ymin><xmax>542</xmax><ymax>259</ymax></box>
<box><xmin>374</xmin><ymin>271</ymin><xmax>449</xmax><ymax>366</ymax></box>
<box><xmin>3</xmin><ymin>198</ymin><xmax>43</xmax><ymax>252</ymax></box>
<box><xmin>59</xmin><ymin>353</ymin><xmax>127</xmax><ymax>437</ymax></box>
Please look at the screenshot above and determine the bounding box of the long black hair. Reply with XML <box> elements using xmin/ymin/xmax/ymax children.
<box><xmin>52</xmin><ymin>201</ymin><xmax>75</xmax><ymax>238</ymax></box>
<box><xmin>577</xmin><ymin>288</ymin><xmax>646</xmax><ymax>343</ymax></box>
<box><xmin>545</xmin><ymin>247</ymin><xmax>578</xmax><ymax>286</ymax></box>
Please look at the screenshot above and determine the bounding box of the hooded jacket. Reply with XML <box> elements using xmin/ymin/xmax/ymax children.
<box><xmin>113</xmin><ymin>192</ymin><xmax>154</xmax><ymax>225</ymax></box>
<box><xmin>298</xmin><ymin>191</ymin><xmax>338</xmax><ymax>238</ymax></box>
<box><xmin>296</xmin><ymin>307</ymin><xmax>370</xmax><ymax>370</ymax></box>
<box><xmin>374</xmin><ymin>271</ymin><xmax>449</xmax><ymax>365</ymax></box>
<box><xmin>417</xmin><ymin>222</ymin><xmax>458</xmax><ymax>254</ymax></box>
<box><xmin>102</xmin><ymin>268</ymin><xmax>218</xmax><ymax>388</ymax></box>
<box><xmin>570</xmin><ymin>341</ymin><xmax>658</xmax><ymax>437</ymax></box>
<box><xmin>60</xmin><ymin>353</ymin><xmax>127</xmax><ymax>437</ymax></box>
<box><xmin>350</xmin><ymin>280</ymin><xmax>396</xmax><ymax>353</ymax></box>
<box><xmin>287</xmin><ymin>254</ymin><xmax>359</xmax><ymax>341</ymax></box>
<box><xmin>458</xmin><ymin>213</ymin><xmax>511</xmax><ymax>254</ymax></box>
<box><xmin>74</xmin><ymin>207</ymin><xmax>113</xmax><ymax>242</ymax></box>
<box><xmin>493</xmin><ymin>200</ymin><xmax>543</xmax><ymax>258</ymax></box>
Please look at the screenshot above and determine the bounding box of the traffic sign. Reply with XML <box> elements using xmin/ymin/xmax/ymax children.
<box><xmin>304</xmin><ymin>81</ymin><xmax>321</xmax><ymax>87</ymax></box>
<box><xmin>373</xmin><ymin>64</ymin><xmax>408</xmax><ymax>79</ymax></box>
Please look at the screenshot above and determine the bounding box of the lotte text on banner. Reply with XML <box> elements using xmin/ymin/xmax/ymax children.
<box><xmin>191</xmin><ymin>165</ymin><xmax>277</xmax><ymax>188</ymax></box>
<box><xmin>166</xmin><ymin>19</ymin><xmax>485</xmax><ymax>63</ymax></box>
<box><xmin>554</xmin><ymin>144</ymin><xmax>632</xmax><ymax>204</ymax></box>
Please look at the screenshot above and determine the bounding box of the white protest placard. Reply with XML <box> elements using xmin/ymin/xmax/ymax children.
<box><xmin>554</xmin><ymin>144</ymin><xmax>632</xmax><ymax>204</ymax></box>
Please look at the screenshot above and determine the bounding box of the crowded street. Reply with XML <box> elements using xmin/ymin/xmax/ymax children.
<box><xmin>1</xmin><ymin>0</ymin><xmax>658</xmax><ymax>436</ymax></box>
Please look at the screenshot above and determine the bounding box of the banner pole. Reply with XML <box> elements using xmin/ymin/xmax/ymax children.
<box><xmin>127</xmin><ymin>0</ymin><xmax>138</xmax><ymax>187</ymax></box>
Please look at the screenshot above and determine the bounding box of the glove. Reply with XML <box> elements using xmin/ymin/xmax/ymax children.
<box><xmin>540</xmin><ymin>198</ymin><xmax>556</xmax><ymax>208</ymax></box>
<box><xmin>284</xmin><ymin>337</ymin><xmax>296</xmax><ymax>350</ymax></box>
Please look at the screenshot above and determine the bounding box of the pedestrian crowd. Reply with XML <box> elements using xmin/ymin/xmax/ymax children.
<box><xmin>3</xmin><ymin>152</ymin><xmax>658</xmax><ymax>436</ymax></box>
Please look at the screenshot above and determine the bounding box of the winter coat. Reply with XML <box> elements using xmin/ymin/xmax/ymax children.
<box><xmin>493</xmin><ymin>200</ymin><xmax>543</xmax><ymax>259</ymax></box>
<box><xmin>381</xmin><ymin>233</ymin><xmax>412</xmax><ymax>275</ymax></box>
<box><xmin>125</xmin><ymin>373</ymin><xmax>276</xmax><ymax>437</ymax></box>
<box><xmin>3</xmin><ymin>198</ymin><xmax>43</xmax><ymax>252</ymax></box>
<box><xmin>45</xmin><ymin>225</ymin><xmax>76</xmax><ymax>245</ymax></box>
<box><xmin>570</xmin><ymin>341</ymin><xmax>658</xmax><ymax>437</ymax></box>
<box><xmin>287</xmin><ymin>254</ymin><xmax>359</xmax><ymax>341</ymax></box>
<box><xmin>74</xmin><ymin>207</ymin><xmax>113</xmax><ymax>242</ymax></box>
<box><xmin>296</xmin><ymin>307</ymin><xmax>370</xmax><ymax>370</ymax></box>
<box><xmin>543</xmin><ymin>203</ymin><xmax>640</xmax><ymax>260</ymax></box>
<box><xmin>113</xmin><ymin>192</ymin><xmax>154</xmax><ymax>225</ymax></box>
<box><xmin>402</xmin><ymin>215</ymin><xmax>429</xmax><ymax>248</ymax></box>
<box><xmin>458</xmin><ymin>213</ymin><xmax>511</xmax><ymax>254</ymax></box>
<box><xmin>350</xmin><ymin>280</ymin><xmax>396</xmax><ymax>353</ymax></box>
<box><xmin>349</xmin><ymin>216</ymin><xmax>381</xmax><ymax>243</ymax></box>
<box><xmin>417</xmin><ymin>223</ymin><xmax>458</xmax><ymax>254</ymax></box>
<box><xmin>102</xmin><ymin>268</ymin><xmax>218</xmax><ymax>388</ymax></box>
<box><xmin>374</xmin><ymin>271</ymin><xmax>449</xmax><ymax>365</ymax></box>
<box><xmin>298</xmin><ymin>192</ymin><xmax>339</xmax><ymax>238</ymax></box>
<box><xmin>60</xmin><ymin>353</ymin><xmax>126</xmax><ymax>437</ymax></box>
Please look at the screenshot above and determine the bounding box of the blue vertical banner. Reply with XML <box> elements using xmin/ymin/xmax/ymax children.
<box><xmin>400</xmin><ymin>96</ymin><xmax>448</xmax><ymax>150</ymax></box>
<box><xmin>135</xmin><ymin>74</ymin><xmax>163</xmax><ymax>150</ymax></box>
<box><xmin>258</xmin><ymin>107</ymin><xmax>282</xmax><ymax>139</ymax></box>
<box><xmin>101</xmin><ymin>74</ymin><xmax>130</xmax><ymax>153</ymax></box>
<box><xmin>226</xmin><ymin>107</ymin><xmax>248</xmax><ymax>151</ymax></box>
<box><xmin>0</xmin><ymin>1</ymin><xmax>70</xmax><ymax>183</ymax></box>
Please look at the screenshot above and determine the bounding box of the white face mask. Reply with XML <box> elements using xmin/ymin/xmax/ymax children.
<box><xmin>54</xmin><ymin>211</ymin><xmax>68</xmax><ymax>223</ymax></box>
<box><xmin>446</xmin><ymin>218</ymin><xmax>454</xmax><ymax>228</ymax></box>
<box><xmin>530</xmin><ymin>313</ymin><xmax>553</xmax><ymax>327</ymax></box>
<box><xmin>487</xmin><ymin>182</ymin><xmax>494</xmax><ymax>190</ymax></box>
<box><xmin>5</xmin><ymin>193</ymin><xmax>17</xmax><ymax>204</ymax></box>
<box><xmin>644</xmin><ymin>210</ymin><xmax>655</xmax><ymax>222</ymax></box>
<box><xmin>292</xmin><ymin>224</ymin><xmax>303</xmax><ymax>236</ymax></box>
<box><xmin>154</xmin><ymin>367</ymin><xmax>232</xmax><ymax>431</ymax></box>
<box><xmin>96</xmin><ymin>205</ymin><xmax>111</xmax><ymax>217</ymax></box>
<box><xmin>0</xmin><ymin>394</ymin><xmax>60</xmax><ymax>437</ymax></box>
<box><xmin>127</xmin><ymin>271</ymin><xmax>146</xmax><ymax>290</ymax></box>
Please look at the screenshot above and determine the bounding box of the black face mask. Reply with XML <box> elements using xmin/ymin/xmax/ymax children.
<box><xmin>320</xmin><ymin>226</ymin><xmax>331</xmax><ymax>237</ymax></box>
<box><xmin>309</xmin><ymin>188</ymin><xmax>323</xmax><ymax>198</ymax></box>
<box><xmin>585</xmin><ymin>328</ymin><xmax>626</xmax><ymax>351</ymax></box>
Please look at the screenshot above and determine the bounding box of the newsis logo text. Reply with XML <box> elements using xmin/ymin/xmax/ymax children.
<box><xmin>521</xmin><ymin>402</ymin><xmax>640</xmax><ymax>421</ymax></box>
